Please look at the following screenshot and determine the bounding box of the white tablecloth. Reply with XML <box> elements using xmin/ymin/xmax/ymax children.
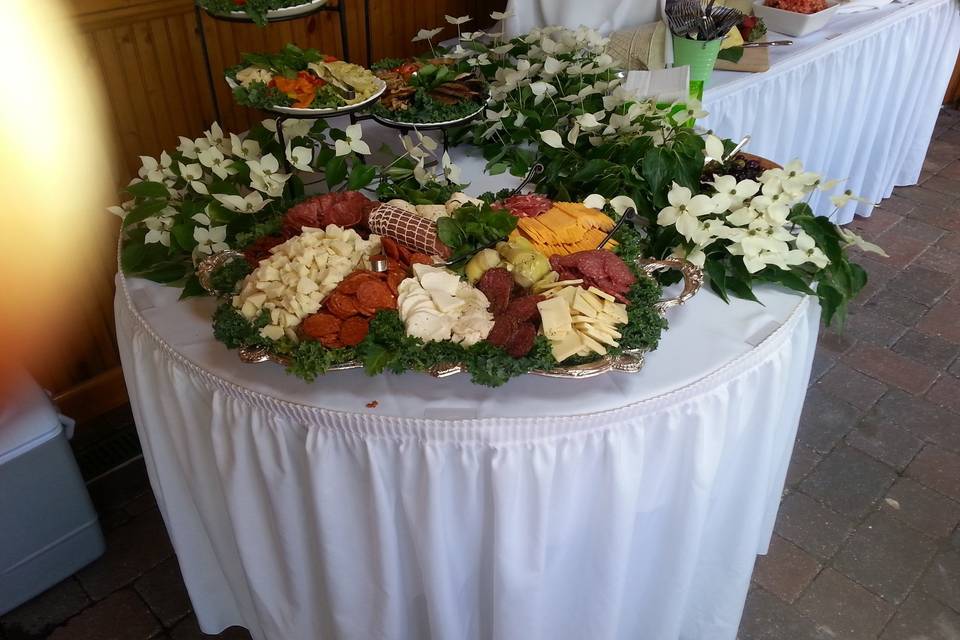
<box><xmin>116</xmin><ymin>136</ymin><xmax>820</xmax><ymax>640</ymax></box>
<box><xmin>507</xmin><ymin>0</ymin><xmax>960</xmax><ymax>224</ymax></box>
<box><xmin>705</xmin><ymin>0</ymin><xmax>960</xmax><ymax>223</ymax></box>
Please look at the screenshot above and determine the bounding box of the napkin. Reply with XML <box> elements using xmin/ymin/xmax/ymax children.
<box><xmin>623</xmin><ymin>67</ymin><xmax>690</xmax><ymax>102</ymax></box>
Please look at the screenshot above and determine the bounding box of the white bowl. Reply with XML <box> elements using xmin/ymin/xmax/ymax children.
<box><xmin>752</xmin><ymin>0</ymin><xmax>840</xmax><ymax>37</ymax></box>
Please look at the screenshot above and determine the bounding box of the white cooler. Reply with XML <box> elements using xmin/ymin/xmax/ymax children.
<box><xmin>0</xmin><ymin>372</ymin><xmax>105</xmax><ymax>615</ymax></box>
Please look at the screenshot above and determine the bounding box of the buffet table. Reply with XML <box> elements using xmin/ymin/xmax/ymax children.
<box><xmin>704</xmin><ymin>0</ymin><xmax>960</xmax><ymax>223</ymax></box>
<box><xmin>116</xmin><ymin>122</ymin><xmax>821</xmax><ymax>638</ymax></box>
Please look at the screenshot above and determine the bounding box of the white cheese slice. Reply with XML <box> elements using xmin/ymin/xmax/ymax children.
<box><xmin>572</xmin><ymin>290</ymin><xmax>599</xmax><ymax>318</ymax></box>
<box><xmin>430</xmin><ymin>290</ymin><xmax>466</xmax><ymax>314</ymax></box>
<box><xmin>580</xmin><ymin>333</ymin><xmax>607</xmax><ymax>356</ymax></box>
<box><xmin>420</xmin><ymin>271</ymin><xmax>461</xmax><ymax>296</ymax></box>
<box><xmin>587</xmin><ymin>286</ymin><xmax>615</xmax><ymax>302</ymax></box>
<box><xmin>538</xmin><ymin>296</ymin><xmax>573</xmax><ymax>339</ymax></box>
<box><xmin>551</xmin><ymin>331</ymin><xmax>582</xmax><ymax>362</ymax></box>
<box><xmin>583</xmin><ymin>324</ymin><xmax>620</xmax><ymax>347</ymax></box>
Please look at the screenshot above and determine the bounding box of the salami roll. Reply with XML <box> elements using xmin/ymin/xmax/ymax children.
<box><xmin>367</xmin><ymin>203</ymin><xmax>451</xmax><ymax>258</ymax></box>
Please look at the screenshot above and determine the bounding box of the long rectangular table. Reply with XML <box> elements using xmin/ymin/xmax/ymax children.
<box><xmin>704</xmin><ymin>0</ymin><xmax>960</xmax><ymax>223</ymax></box>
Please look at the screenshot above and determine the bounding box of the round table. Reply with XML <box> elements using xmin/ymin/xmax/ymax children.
<box><xmin>116</xmin><ymin>122</ymin><xmax>820</xmax><ymax>640</ymax></box>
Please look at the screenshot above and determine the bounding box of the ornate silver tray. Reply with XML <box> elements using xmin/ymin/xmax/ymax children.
<box><xmin>198</xmin><ymin>252</ymin><xmax>702</xmax><ymax>380</ymax></box>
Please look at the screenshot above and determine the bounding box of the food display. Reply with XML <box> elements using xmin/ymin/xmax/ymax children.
<box><xmin>371</xmin><ymin>57</ymin><xmax>485</xmax><ymax>125</ymax></box>
<box><xmin>226</xmin><ymin>44</ymin><xmax>384</xmax><ymax>113</ymax></box>
<box><xmin>197</xmin><ymin>0</ymin><xmax>322</xmax><ymax>25</ymax></box>
<box><xmin>512</xmin><ymin>202</ymin><xmax>617</xmax><ymax>256</ymax></box>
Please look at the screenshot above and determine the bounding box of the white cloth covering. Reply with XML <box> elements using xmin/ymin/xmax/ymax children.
<box><xmin>117</xmin><ymin>247</ymin><xmax>819</xmax><ymax>639</ymax></box>
<box><xmin>504</xmin><ymin>0</ymin><xmax>663</xmax><ymax>37</ymax></box>
<box><xmin>703</xmin><ymin>0</ymin><xmax>960</xmax><ymax>223</ymax></box>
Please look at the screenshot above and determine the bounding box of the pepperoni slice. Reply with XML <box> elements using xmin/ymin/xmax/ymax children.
<box><xmin>301</xmin><ymin>313</ymin><xmax>341</xmax><ymax>341</ymax></box>
<box><xmin>326</xmin><ymin>292</ymin><xmax>359</xmax><ymax>320</ymax></box>
<box><xmin>381</xmin><ymin>237</ymin><xmax>401</xmax><ymax>260</ymax></box>
<box><xmin>338</xmin><ymin>271</ymin><xmax>380</xmax><ymax>295</ymax></box>
<box><xmin>339</xmin><ymin>316</ymin><xmax>370</xmax><ymax>346</ymax></box>
<box><xmin>356</xmin><ymin>280</ymin><xmax>396</xmax><ymax>313</ymax></box>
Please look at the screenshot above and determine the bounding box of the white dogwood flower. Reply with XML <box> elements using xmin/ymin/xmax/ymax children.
<box><xmin>285</xmin><ymin>143</ymin><xmax>313</xmax><ymax>172</ymax></box>
<box><xmin>442</xmin><ymin>152</ymin><xmax>462</xmax><ymax>184</ymax></box>
<box><xmin>230</xmin><ymin>134</ymin><xmax>261</xmax><ymax>160</ymax></box>
<box><xmin>838</xmin><ymin>228</ymin><xmax>888</xmax><ymax>257</ymax></box>
<box><xmin>412</xmin><ymin>27</ymin><xmax>443</xmax><ymax>42</ymax></box>
<box><xmin>248</xmin><ymin>154</ymin><xmax>290</xmax><ymax>197</ymax></box>
<box><xmin>445</xmin><ymin>14</ymin><xmax>471</xmax><ymax>25</ymax></box>
<box><xmin>194</xmin><ymin>224</ymin><xmax>229</xmax><ymax>255</ymax></box>
<box><xmin>213</xmin><ymin>191</ymin><xmax>268</xmax><ymax>214</ymax></box>
<box><xmin>144</xmin><ymin>215</ymin><xmax>173</xmax><ymax>246</ymax></box>
<box><xmin>282</xmin><ymin>118</ymin><xmax>317</xmax><ymax>140</ymax></box>
<box><xmin>709</xmin><ymin>175</ymin><xmax>760</xmax><ymax>212</ymax></box>
<box><xmin>334</xmin><ymin>123</ymin><xmax>371</xmax><ymax>156</ymax></box>
<box><xmin>704</xmin><ymin>134</ymin><xmax>725</xmax><ymax>163</ymax></box>
<box><xmin>657</xmin><ymin>183</ymin><xmax>715</xmax><ymax>239</ymax></box>
<box><xmin>490</xmin><ymin>9</ymin><xmax>514</xmax><ymax>20</ymax></box>
<box><xmin>784</xmin><ymin>232</ymin><xmax>829</xmax><ymax>269</ymax></box>
<box><xmin>198</xmin><ymin>146</ymin><xmax>232</xmax><ymax>179</ymax></box>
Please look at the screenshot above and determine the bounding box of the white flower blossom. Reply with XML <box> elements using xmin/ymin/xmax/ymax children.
<box><xmin>783</xmin><ymin>232</ymin><xmax>829</xmax><ymax>269</ymax></box>
<box><xmin>285</xmin><ymin>143</ymin><xmax>313</xmax><ymax>172</ymax></box>
<box><xmin>709</xmin><ymin>175</ymin><xmax>760</xmax><ymax>212</ymax></box>
<box><xmin>194</xmin><ymin>224</ymin><xmax>229</xmax><ymax>255</ymax></box>
<box><xmin>830</xmin><ymin>189</ymin><xmax>872</xmax><ymax>208</ymax></box>
<box><xmin>230</xmin><ymin>134</ymin><xmax>261</xmax><ymax>160</ymax></box>
<box><xmin>838</xmin><ymin>228</ymin><xmax>888</xmax><ymax>257</ymax></box>
<box><xmin>657</xmin><ymin>183</ymin><xmax>715</xmax><ymax>240</ymax></box>
<box><xmin>334</xmin><ymin>123</ymin><xmax>371</xmax><ymax>156</ymax></box>
<box><xmin>282</xmin><ymin>119</ymin><xmax>317</xmax><ymax>140</ymax></box>
<box><xmin>412</xmin><ymin>27</ymin><xmax>443</xmax><ymax>42</ymax></box>
<box><xmin>248</xmin><ymin>154</ymin><xmax>291</xmax><ymax>197</ymax></box>
<box><xmin>490</xmin><ymin>9</ymin><xmax>514</xmax><ymax>20</ymax></box>
<box><xmin>198</xmin><ymin>146</ymin><xmax>232</xmax><ymax>180</ymax></box>
<box><xmin>444</xmin><ymin>14</ymin><xmax>471</xmax><ymax>25</ymax></box>
<box><xmin>213</xmin><ymin>191</ymin><xmax>268</xmax><ymax>214</ymax></box>
<box><xmin>442</xmin><ymin>152</ymin><xmax>462</xmax><ymax>184</ymax></box>
<box><xmin>144</xmin><ymin>215</ymin><xmax>173</xmax><ymax>246</ymax></box>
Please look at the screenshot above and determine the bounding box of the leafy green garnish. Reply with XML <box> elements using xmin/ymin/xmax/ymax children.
<box><xmin>197</xmin><ymin>0</ymin><xmax>316</xmax><ymax>26</ymax></box>
<box><xmin>435</xmin><ymin>202</ymin><xmax>517</xmax><ymax>264</ymax></box>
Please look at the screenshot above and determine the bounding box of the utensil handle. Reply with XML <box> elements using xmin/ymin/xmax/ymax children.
<box><xmin>638</xmin><ymin>257</ymin><xmax>704</xmax><ymax>311</ymax></box>
<box><xmin>742</xmin><ymin>39</ymin><xmax>794</xmax><ymax>47</ymax></box>
<box><xmin>508</xmin><ymin>162</ymin><xmax>545</xmax><ymax>197</ymax></box>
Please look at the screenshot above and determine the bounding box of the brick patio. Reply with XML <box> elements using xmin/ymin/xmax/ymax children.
<box><xmin>3</xmin><ymin>108</ymin><xmax>960</xmax><ymax>639</ymax></box>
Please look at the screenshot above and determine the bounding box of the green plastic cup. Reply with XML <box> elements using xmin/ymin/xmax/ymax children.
<box><xmin>672</xmin><ymin>35</ymin><xmax>723</xmax><ymax>83</ymax></box>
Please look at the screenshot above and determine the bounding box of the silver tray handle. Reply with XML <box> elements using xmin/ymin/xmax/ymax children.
<box><xmin>638</xmin><ymin>257</ymin><xmax>704</xmax><ymax>312</ymax></box>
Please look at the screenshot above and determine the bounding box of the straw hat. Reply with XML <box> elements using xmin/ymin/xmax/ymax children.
<box><xmin>607</xmin><ymin>21</ymin><xmax>668</xmax><ymax>70</ymax></box>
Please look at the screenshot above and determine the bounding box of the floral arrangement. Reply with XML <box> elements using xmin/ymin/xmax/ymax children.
<box><xmin>197</xmin><ymin>0</ymin><xmax>316</xmax><ymax>26</ymax></box>
<box><xmin>455</xmin><ymin>22</ymin><xmax>882</xmax><ymax>324</ymax></box>
<box><xmin>113</xmin><ymin>118</ymin><xmax>375</xmax><ymax>297</ymax></box>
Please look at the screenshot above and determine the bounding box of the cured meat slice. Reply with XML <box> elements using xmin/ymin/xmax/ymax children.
<box><xmin>407</xmin><ymin>253</ymin><xmax>434</xmax><ymax>266</ymax></box>
<box><xmin>243</xmin><ymin>235</ymin><xmax>284</xmax><ymax>267</ymax></box>
<box><xmin>504</xmin><ymin>322</ymin><xmax>537</xmax><ymax>357</ymax></box>
<box><xmin>339</xmin><ymin>316</ymin><xmax>370</xmax><ymax>346</ymax></box>
<box><xmin>326</xmin><ymin>292</ymin><xmax>359</xmax><ymax>320</ymax></box>
<box><xmin>485</xmin><ymin>315</ymin><xmax>517</xmax><ymax>347</ymax></box>
<box><xmin>356</xmin><ymin>280</ymin><xmax>396</xmax><ymax>314</ymax></box>
<box><xmin>477</xmin><ymin>267</ymin><xmax>513</xmax><ymax>315</ymax></box>
<box><xmin>302</xmin><ymin>313</ymin><xmax>341</xmax><ymax>341</ymax></box>
<box><xmin>499</xmin><ymin>194</ymin><xmax>553</xmax><ymax>218</ymax></box>
<box><xmin>282</xmin><ymin>191</ymin><xmax>374</xmax><ymax>236</ymax></box>
<box><xmin>504</xmin><ymin>295</ymin><xmax>545</xmax><ymax>322</ymax></box>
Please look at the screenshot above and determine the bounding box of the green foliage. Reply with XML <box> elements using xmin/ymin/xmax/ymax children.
<box><xmin>210</xmin><ymin>258</ymin><xmax>252</xmax><ymax>295</ymax></box>
<box><xmin>435</xmin><ymin>202</ymin><xmax>517</xmax><ymax>263</ymax></box>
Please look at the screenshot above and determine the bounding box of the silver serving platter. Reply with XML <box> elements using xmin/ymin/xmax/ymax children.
<box><xmin>205</xmin><ymin>0</ymin><xmax>328</xmax><ymax>21</ymax></box>
<box><xmin>370</xmin><ymin>103</ymin><xmax>485</xmax><ymax>131</ymax></box>
<box><xmin>197</xmin><ymin>252</ymin><xmax>702</xmax><ymax>380</ymax></box>
<box><xmin>225</xmin><ymin>76</ymin><xmax>387</xmax><ymax>117</ymax></box>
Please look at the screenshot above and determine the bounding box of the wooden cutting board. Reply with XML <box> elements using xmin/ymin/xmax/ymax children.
<box><xmin>715</xmin><ymin>42</ymin><xmax>770</xmax><ymax>72</ymax></box>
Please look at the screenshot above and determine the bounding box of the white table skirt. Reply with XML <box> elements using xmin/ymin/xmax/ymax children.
<box><xmin>117</xmin><ymin>256</ymin><xmax>819</xmax><ymax>640</ymax></box>
<box><xmin>506</xmin><ymin>0</ymin><xmax>960</xmax><ymax>224</ymax></box>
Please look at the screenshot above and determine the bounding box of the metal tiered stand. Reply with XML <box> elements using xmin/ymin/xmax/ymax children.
<box><xmin>195</xmin><ymin>0</ymin><xmax>482</xmax><ymax>169</ymax></box>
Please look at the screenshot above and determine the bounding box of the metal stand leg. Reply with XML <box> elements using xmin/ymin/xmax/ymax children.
<box><xmin>194</xmin><ymin>4</ymin><xmax>222</xmax><ymax>123</ymax></box>
<box><xmin>363</xmin><ymin>0</ymin><xmax>373</xmax><ymax>65</ymax></box>
<box><xmin>276</xmin><ymin>116</ymin><xmax>293</xmax><ymax>173</ymax></box>
<box><xmin>338</xmin><ymin>0</ymin><xmax>350</xmax><ymax>62</ymax></box>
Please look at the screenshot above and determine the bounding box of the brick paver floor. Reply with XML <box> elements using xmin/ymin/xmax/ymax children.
<box><xmin>3</xmin><ymin>107</ymin><xmax>960</xmax><ymax>640</ymax></box>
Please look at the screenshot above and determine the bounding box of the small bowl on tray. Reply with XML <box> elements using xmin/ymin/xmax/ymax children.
<box><xmin>752</xmin><ymin>0</ymin><xmax>840</xmax><ymax>37</ymax></box>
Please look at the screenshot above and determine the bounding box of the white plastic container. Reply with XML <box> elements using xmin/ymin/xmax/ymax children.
<box><xmin>752</xmin><ymin>0</ymin><xmax>840</xmax><ymax>37</ymax></box>
<box><xmin>0</xmin><ymin>373</ymin><xmax>104</xmax><ymax>615</ymax></box>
